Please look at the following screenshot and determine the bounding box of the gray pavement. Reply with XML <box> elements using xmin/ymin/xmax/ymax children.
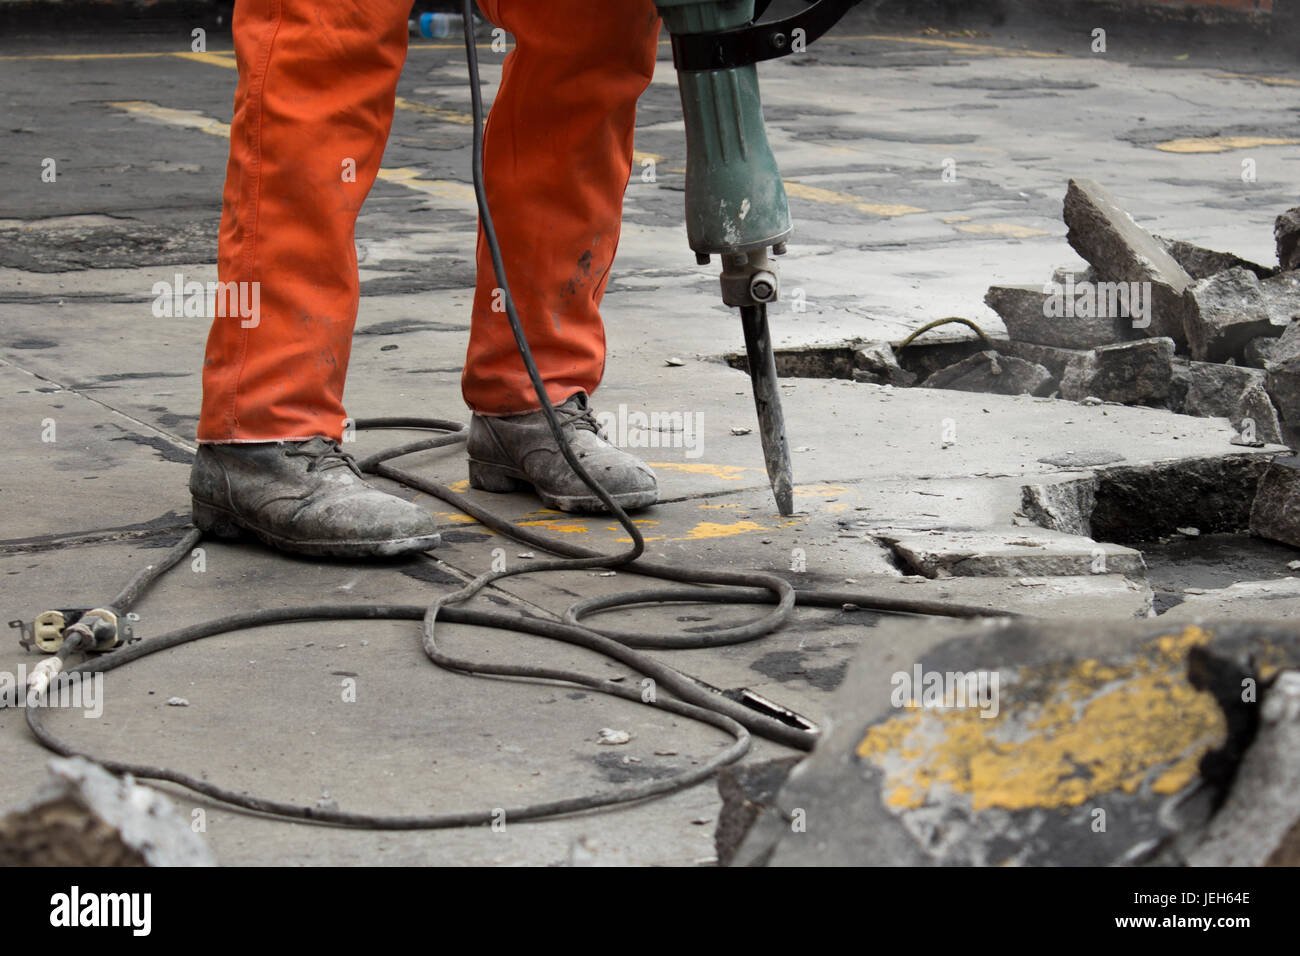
<box><xmin>2</xmin><ymin>12</ymin><xmax>1299</xmax><ymax>865</ymax></box>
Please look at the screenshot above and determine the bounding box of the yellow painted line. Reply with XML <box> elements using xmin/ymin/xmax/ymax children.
<box><xmin>955</xmin><ymin>222</ymin><xmax>1050</xmax><ymax>239</ymax></box>
<box><xmin>107</xmin><ymin>100</ymin><xmax>230</xmax><ymax>138</ymax></box>
<box><xmin>1</xmin><ymin>43</ymin><xmax>507</xmax><ymax>61</ymax></box>
<box><xmin>0</xmin><ymin>50</ymin><xmax>216</xmax><ymax>61</ymax></box>
<box><xmin>375</xmin><ymin>167</ymin><xmax>476</xmax><ymax>204</ymax></box>
<box><xmin>844</xmin><ymin>33</ymin><xmax>1064</xmax><ymax>59</ymax></box>
<box><xmin>1214</xmin><ymin>71</ymin><xmax>1300</xmax><ymax>87</ymax></box>
<box><xmin>783</xmin><ymin>181</ymin><xmax>923</xmax><ymax>218</ymax></box>
<box><xmin>855</xmin><ymin>626</ymin><xmax>1222</xmax><ymax>812</ymax></box>
<box><xmin>175</xmin><ymin>51</ymin><xmax>237</xmax><ymax>69</ymax></box>
<box><xmin>1155</xmin><ymin>135</ymin><xmax>1300</xmax><ymax>154</ymax></box>
<box><xmin>106</xmin><ymin>101</ymin><xmax>476</xmax><ymax>204</ymax></box>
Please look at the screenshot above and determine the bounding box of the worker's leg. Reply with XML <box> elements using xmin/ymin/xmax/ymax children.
<box><xmin>463</xmin><ymin>0</ymin><xmax>662</xmax><ymax>513</ymax></box>
<box><xmin>190</xmin><ymin>0</ymin><xmax>441</xmax><ymax>557</ymax></box>
<box><xmin>462</xmin><ymin>0</ymin><xmax>661</xmax><ymax>416</ymax></box>
<box><xmin>198</xmin><ymin>0</ymin><xmax>410</xmax><ymax>442</ymax></box>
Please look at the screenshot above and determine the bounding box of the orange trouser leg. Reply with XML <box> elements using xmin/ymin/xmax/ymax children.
<box><xmin>197</xmin><ymin>0</ymin><xmax>411</xmax><ymax>443</ymax></box>
<box><xmin>463</xmin><ymin>0</ymin><xmax>661</xmax><ymax>416</ymax></box>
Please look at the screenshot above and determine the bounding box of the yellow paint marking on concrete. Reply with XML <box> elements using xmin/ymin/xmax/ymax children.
<box><xmin>1214</xmin><ymin>72</ymin><xmax>1300</xmax><ymax>87</ymax></box>
<box><xmin>0</xmin><ymin>50</ymin><xmax>223</xmax><ymax>61</ymax></box>
<box><xmin>856</xmin><ymin>626</ymin><xmax>1222</xmax><ymax>812</ymax></box>
<box><xmin>1155</xmin><ymin>135</ymin><xmax>1300</xmax><ymax>154</ymax></box>
<box><xmin>107</xmin><ymin>103</ymin><xmax>476</xmax><ymax>204</ymax></box>
<box><xmin>845</xmin><ymin>34</ymin><xmax>1064</xmax><ymax>59</ymax></box>
<box><xmin>516</xmin><ymin>518</ymin><xmax>589</xmax><ymax>534</ymax></box>
<box><xmin>673</xmin><ymin>520</ymin><xmax>768</xmax><ymax>541</ymax></box>
<box><xmin>434</xmin><ymin>512</ymin><xmax>480</xmax><ymax>524</ymax></box>
<box><xmin>647</xmin><ymin>462</ymin><xmax>755</xmax><ymax>482</ymax></box>
<box><xmin>633</xmin><ymin>149</ymin><xmax>665</xmax><ymax>165</ymax></box>
<box><xmin>793</xmin><ymin>483</ymin><xmax>854</xmax><ymax>498</ymax></box>
<box><xmin>942</xmin><ymin>215</ymin><xmax>972</xmax><ymax>223</ymax></box>
<box><xmin>107</xmin><ymin>100</ymin><xmax>231</xmax><ymax>138</ymax></box>
<box><xmin>375</xmin><ymin>167</ymin><xmax>477</xmax><ymax>204</ymax></box>
<box><xmin>783</xmin><ymin>181</ymin><xmax>924</xmax><ymax>218</ymax></box>
<box><xmin>955</xmin><ymin>222</ymin><xmax>1050</xmax><ymax>239</ymax></box>
<box><xmin>393</xmin><ymin>96</ymin><xmax>473</xmax><ymax>126</ymax></box>
<box><xmin>445</xmin><ymin>479</ymin><xmax>472</xmax><ymax>493</ymax></box>
<box><xmin>175</xmin><ymin>51</ymin><xmax>238</xmax><ymax>69</ymax></box>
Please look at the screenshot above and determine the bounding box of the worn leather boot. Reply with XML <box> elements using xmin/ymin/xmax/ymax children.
<box><xmin>189</xmin><ymin>437</ymin><xmax>441</xmax><ymax>558</ymax></box>
<box><xmin>467</xmin><ymin>393</ymin><xmax>658</xmax><ymax>513</ymax></box>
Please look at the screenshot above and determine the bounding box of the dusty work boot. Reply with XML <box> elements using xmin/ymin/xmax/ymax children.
<box><xmin>189</xmin><ymin>437</ymin><xmax>441</xmax><ymax>558</ymax></box>
<box><xmin>467</xmin><ymin>393</ymin><xmax>659</xmax><ymax>513</ymax></box>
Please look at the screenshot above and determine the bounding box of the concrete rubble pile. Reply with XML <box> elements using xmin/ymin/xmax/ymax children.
<box><xmin>852</xmin><ymin>180</ymin><xmax>1300</xmax><ymax>453</ymax></box>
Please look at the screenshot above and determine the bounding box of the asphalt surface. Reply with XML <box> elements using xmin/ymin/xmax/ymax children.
<box><xmin>1</xmin><ymin>10</ymin><xmax>1298</xmax><ymax>865</ymax></box>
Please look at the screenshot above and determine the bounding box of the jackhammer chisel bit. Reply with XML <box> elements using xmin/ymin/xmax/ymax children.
<box><xmin>740</xmin><ymin>303</ymin><xmax>794</xmax><ymax>516</ymax></box>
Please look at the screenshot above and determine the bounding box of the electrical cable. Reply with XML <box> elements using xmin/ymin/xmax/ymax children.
<box><xmin>11</xmin><ymin>7</ymin><xmax>1019</xmax><ymax>831</ymax></box>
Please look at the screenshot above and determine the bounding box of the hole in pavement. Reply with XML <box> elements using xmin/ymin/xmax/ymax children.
<box><xmin>1024</xmin><ymin>455</ymin><xmax>1300</xmax><ymax>613</ymax></box>
<box><xmin>723</xmin><ymin>339</ymin><xmax>985</xmax><ymax>381</ymax></box>
<box><xmin>1136</xmin><ymin>533</ymin><xmax>1300</xmax><ymax>615</ymax></box>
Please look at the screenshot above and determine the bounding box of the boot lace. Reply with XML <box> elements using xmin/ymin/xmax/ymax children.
<box><xmin>284</xmin><ymin>438</ymin><xmax>364</xmax><ymax>478</ymax></box>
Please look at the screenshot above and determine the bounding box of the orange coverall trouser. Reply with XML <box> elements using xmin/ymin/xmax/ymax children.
<box><xmin>197</xmin><ymin>0</ymin><xmax>661</xmax><ymax>443</ymax></box>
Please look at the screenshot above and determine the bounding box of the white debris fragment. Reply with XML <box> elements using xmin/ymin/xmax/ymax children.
<box><xmin>665</xmin><ymin>357</ymin><xmax>685</xmax><ymax>367</ymax></box>
<box><xmin>1177</xmin><ymin>527</ymin><xmax>1201</xmax><ymax>537</ymax></box>
<box><xmin>730</xmin><ymin>426</ymin><xmax>752</xmax><ymax>436</ymax></box>
<box><xmin>597</xmin><ymin>728</ymin><xmax>631</xmax><ymax>745</ymax></box>
<box><xmin>166</xmin><ymin>697</ymin><xmax>189</xmax><ymax>707</ymax></box>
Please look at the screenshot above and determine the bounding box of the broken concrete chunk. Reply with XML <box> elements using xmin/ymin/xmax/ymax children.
<box><xmin>852</xmin><ymin>342</ymin><xmax>916</xmax><ymax>387</ymax></box>
<box><xmin>1063</xmin><ymin>179</ymin><xmax>1194</xmax><ymax>348</ymax></box>
<box><xmin>1183</xmin><ymin>267</ymin><xmax>1278</xmax><ymax>363</ymax></box>
<box><xmin>1234</xmin><ymin>383</ymin><xmax>1285</xmax><ymax>445</ymax></box>
<box><xmin>1276</xmin><ymin>206</ymin><xmax>1300</xmax><ymax>271</ymax></box>
<box><xmin>920</xmin><ymin>350</ymin><xmax>1053</xmax><ymax>397</ymax></box>
<box><xmin>737</xmin><ymin>620</ymin><xmax>1275</xmax><ymax>866</ymax></box>
<box><xmin>715</xmin><ymin>756</ymin><xmax>801</xmax><ymax>867</ymax></box>
<box><xmin>1020</xmin><ymin>478</ymin><xmax>1097</xmax><ymax>537</ymax></box>
<box><xmin>880</xmin><ymin>527</ymin><xmax>1144</xmax><ymax>578</ymax></box>
<box><xmin>1051</xmin><ymin>263</ymin><xmax>1096</xmax><ymax>285</ymax></box>
<box><xmin>984</xmin><ymin>283</ymin><xmax>1127</xmax><ymax>350</ymax></box>
<box><xmin>997</xmin><ymin>340</ymin><xmax>1088</xmax><ymax>393</ymax></box>
<box><xmin>1261</xmin><ymin>271</ymin><xmax>1300</xmax><ymax>326</ymax></box>
<box><xmin>1263</xmin><ymin>321</ymin><xmax>1300</xmax><ymax>426</ymax></box>
<box><xmin>1155</xmin><ymin>234</ymin><xmax>1273</xmax><ymax>280</ymax></box>
<box><xmin>1181</xmin><ymin>361</ymin><xmax>1266</xmax><ymax>419</ymax></box>
<box><xmin>1058</xmin><ymin>338</ymin><xmax>1175</xmax><ymax>406</ymax></box>
<box><xmin>0</xmin><ymin>756</ymin><xmax>215</xmax><ymax>866</ymax></box>
<box><xmin>1250</xmin><ymin>455</ymin><xmax>1300</xmax><ymax>547</ymax></box>
<box><xmin>1244</xmin><ymin>335</ymin><xmax>1278</xmax><ymax>369</ymax></box>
